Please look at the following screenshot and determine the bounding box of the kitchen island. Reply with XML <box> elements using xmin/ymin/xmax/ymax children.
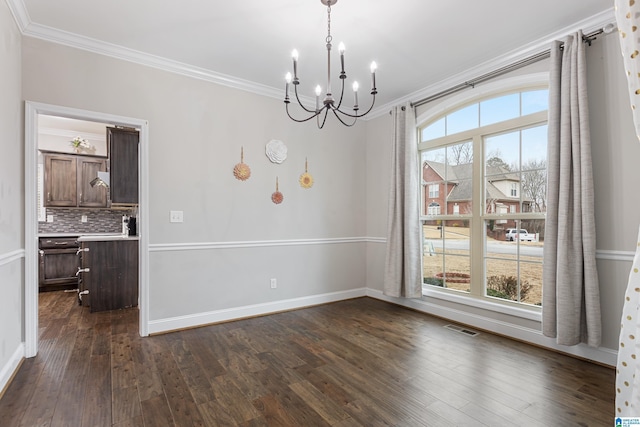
<box><xmin>77</xmin><ymin>234</ymin><xmax>139</xmax><ymax>312</ymax></box>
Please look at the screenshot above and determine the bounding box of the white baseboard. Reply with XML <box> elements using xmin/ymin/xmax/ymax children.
<box><xmin>148</xmin><ymin>288</ymin><xmax>368</xmax><ymax>334</ymax></box>
<box><xmin>366</xmin><ymin>288</ymin><xmax>618</xmax><ymax>367</ymax></box>
<box><xmin>0</xmin><ymin>343</ymin><xmax>24</xmax><ymax>397</ymax></box>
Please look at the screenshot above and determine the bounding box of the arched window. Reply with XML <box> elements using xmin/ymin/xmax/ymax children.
<box><xmin>419</xmin><ymin>76</ymin><xmax>547</xmax><ymax>310</ymax></box>
<box><xmin>427</xmin><ymin>202</ymin><xmax>440</xmax><ymax>215</ymax></box>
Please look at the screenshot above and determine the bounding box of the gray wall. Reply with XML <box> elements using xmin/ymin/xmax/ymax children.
<box><xmin>21</xmin><ymin>37</ymin><xmax>368</xmax><ymax>324</ymax></box>
<box><xmin>0</xmin><ymin>0</ymin><xmax>24</xmax><ymax>386</ymax></box>
<box><xmin>364</xmin><ymin>31</ymin><xmax>640</xmax><ymax>359</ymax></box>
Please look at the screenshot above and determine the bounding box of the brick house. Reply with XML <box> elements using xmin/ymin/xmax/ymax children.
<box><xmin>422</xmin><ymin>160</ymin><xmax>531</xmax><ymax>231</ymax></box>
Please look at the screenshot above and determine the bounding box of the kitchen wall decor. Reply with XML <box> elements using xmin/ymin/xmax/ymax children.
<box><xmin>233</xmin><ymin>146</ymin><xmax>251</xmax><ymax>181</ymax></box>
<box><xmin>271</xmin><ymin>176</ymin><xmax>284</xmax><ymax>204</ymax></box>
<box><xmin>299</xmin><ymin>157</ymin><xmax>314</xmax><ymax>189</ymax></box>
<box><xmin>265</xmin><ymin>139</ymin><xmax>287</xmax><ymax>164</ymax></box>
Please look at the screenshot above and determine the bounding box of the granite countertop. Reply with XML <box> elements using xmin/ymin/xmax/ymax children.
<box><xmin>77</xmin><ymin>234</ymin><xmax>139</xmax><ymax>242</ymax></box>
<box><xmin>39</xmin><ymin>232</ymin><xmax>139</xmax><ymax>241</ymax></box>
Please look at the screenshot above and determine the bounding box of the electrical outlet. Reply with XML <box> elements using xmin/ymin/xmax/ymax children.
<box><xmin>170</xmin><ymin>210</ymin><xmax>184</xmax><ymax>223</ymax></box>
<box><xmin>46</xmin><ymin>215</ymin><xmax>54</xmax><ymax>223</ymax></box>
<box><xmin>81</xmin><ymin>215</ymin><xmax>88</xmax><ymax>223</ymax></box>
<box><xmin>270</xmin><ymin>278</ymin><xmax>277</xmax><ymax>289</ymax></box>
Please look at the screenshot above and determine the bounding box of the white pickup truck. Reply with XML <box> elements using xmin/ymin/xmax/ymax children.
<box><xmin>505</xmin><ymin>228</ymin><xmax>536</xmax><ymax>242</ymax></box>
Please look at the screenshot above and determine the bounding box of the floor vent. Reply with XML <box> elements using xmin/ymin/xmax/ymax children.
<box><xmin>444</xmin><ymin>324</ymin><xmax>479</xmax><ymax>337</ymax></box>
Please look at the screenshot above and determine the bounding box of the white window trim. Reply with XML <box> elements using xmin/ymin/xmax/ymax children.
<box><xmin>418</xmin><ymin>74</ymin><xmax>548</xmax><ymax>320</ymax></box>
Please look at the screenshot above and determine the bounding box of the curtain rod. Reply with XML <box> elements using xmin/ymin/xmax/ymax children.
<box><xmin>410</xmin><ymin>26</ymin><xmax>612</xmax><ymax>109</ymax></box>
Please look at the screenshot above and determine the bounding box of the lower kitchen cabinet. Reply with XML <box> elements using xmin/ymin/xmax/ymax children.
<box><xmin>80</xmin><ymin>239</ymin><xmax>138</xmax><ymax>312</ymax></box>
<box><xmin>39</xmin><ymin>236</ymin><xmax>80</xmax><ymax>292</ymax></box>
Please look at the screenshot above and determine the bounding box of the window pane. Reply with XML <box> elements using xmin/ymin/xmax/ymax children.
<box><xmin>521</xmin><ymin>89</ymin><xmax>549</xmax><ymax>115</ymax></box>
<box><xmin>521</xmin><ymin>125</ymin><xmax>547</xmax><ymax>168</ymax></box>
<box><xmin>484</xmin><ymin>219</ymin><xmax>543</xmax><ymax>306</ymax></box>
<box><xmin>423</xmin><ymin>222</ymin><xmax>470</xmax><ymax>294</ymax></box>
<box><xmin>422</xmin><ymin>117</ymin><xmax>445</xmax><ymax>141</ymax></box>
<box><xmin>480</xmin><ymin>93</ymin><xmax>519</xmax><ymax>127</ymax></box>
<box><xmin>448</xmin><ymin>178</ymin><xmax>472</xmax><ymax>213</ymax></box>
<box><xmin>446</xmin><ymin>104</ymin><xmax>479</xmax><ymax>135</ymax></box>
<box><xmin>485</xmin><ymin>131</ymin><xmax>519</xmax><ymax>171</ymax></box>
<box><xmin>445</xmin><ymin>141</ymin><xmax>473</xmax><ymax>167</ymax></box>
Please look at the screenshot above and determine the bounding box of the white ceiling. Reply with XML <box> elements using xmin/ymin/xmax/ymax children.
<box><xmin>10</xmin><ymin>0</ymin><xmax>615</xmax><ymax>114</ymax></box>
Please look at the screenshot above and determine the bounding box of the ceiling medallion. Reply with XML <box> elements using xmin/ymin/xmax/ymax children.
<box><xmin>284</xmin><ymin>0</ymin><xmax>378</xmax><ymax>129</ymax></box>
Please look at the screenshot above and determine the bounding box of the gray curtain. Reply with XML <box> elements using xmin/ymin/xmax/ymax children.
<box><xmin>542</xmin><ymin>31</ymin><xmax>601</xmax><ymax>347</ymax></box>
<box><xmin>383</xmin><ymin>103</ymin><xmax>422</xmax><ymax>298</ymax></box>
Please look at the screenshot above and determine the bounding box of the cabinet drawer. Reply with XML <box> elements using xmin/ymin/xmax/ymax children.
<box><xmin>39</xmin><ymin>237</ymin><xmax>79</xmax><ymax>249</ymax></box>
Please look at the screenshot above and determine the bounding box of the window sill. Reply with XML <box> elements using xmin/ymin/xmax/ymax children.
<box><xmin>422</xmin><ymin>286</ymin><xmax>542</xmax><ymax>322</ymax></box>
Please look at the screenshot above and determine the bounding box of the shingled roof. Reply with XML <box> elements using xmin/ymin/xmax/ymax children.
<box><xmin>423</xmin><ymin>160</ymin><xmax>528</xmax><ymax>202</ymax></box>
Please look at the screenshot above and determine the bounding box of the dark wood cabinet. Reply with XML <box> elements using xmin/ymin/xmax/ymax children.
<box><xmin>108</xmin><ymin>127</ymin><xmax>139</xmax><ymax>205</ymax></box>
<box><xmin>39</xmin><ymin>236</ymin><xmax>80</xmax><ymax>292</ymax></box>
<box><xmin>43</xmin><ymin>153</ymin><xmax>107</xmax><ymax>208</ymax></box>
<box><xmin>44</xmin><ymin>154</ymin><xmax>77</xmax><ymax>207</ymax></box>
<box><xmin>80</xmin><ymin>239</ymin><xmax>138</xmax><ymax>312</ymax></box>
<box><xmin>78</xmin><ymin>157</ymin><xmax>108</xmax><ymax>207</ymax></box>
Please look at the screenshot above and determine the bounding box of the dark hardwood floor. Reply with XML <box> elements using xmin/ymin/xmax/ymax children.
<box><xmin>0</xmin><ymin>291</ymin><xmax>614</xmax><ymax>426</ymax></box>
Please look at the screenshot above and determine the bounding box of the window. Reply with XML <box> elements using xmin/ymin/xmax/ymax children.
<box><xmin>428</xmin><ymin>184</ymin><xmax>439</xmax><ymax>198</ymax></box>
<box><xmin>419</xmin><ymin>87</ymin><xmax>547</xmax><ymax>309</ymax></box>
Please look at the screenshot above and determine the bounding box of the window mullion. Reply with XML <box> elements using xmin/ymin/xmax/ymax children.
<box><xmin>470</xmin><ymin>134</ymin><xmax>484</xmax><ymax>297</ymax></box>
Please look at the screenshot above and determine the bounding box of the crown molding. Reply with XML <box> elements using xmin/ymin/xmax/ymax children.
<box><xmin>5</xmin><ymin>0</ymin><xmax>29</xmax><ymax>32</ymax></box>
<box><xmin>367</xmin><ymin>7</ymin><xmax>617</xmax><ymax>120</ymax></box>
<box><xmin>7</xmin><ymin>0</ymin><xmax>615</xmax><ymax>120</ymax></box>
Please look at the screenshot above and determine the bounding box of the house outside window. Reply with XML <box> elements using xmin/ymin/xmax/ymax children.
<box><xmin>419</xmin><ymin>85</ymin><xmax>547</xmax><ymax>310</ymax></box>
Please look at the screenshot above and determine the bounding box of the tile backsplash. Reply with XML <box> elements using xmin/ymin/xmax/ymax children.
<box><xmin>39</xmin><ymin>208</ymin><xmax>135</xmax><ymax>234</ymax></box>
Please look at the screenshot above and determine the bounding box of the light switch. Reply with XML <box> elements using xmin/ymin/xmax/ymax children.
<box><xmin>170</xmin><ymin>210</ymin><xmax>184</xmax><ymax>223</ymax></box>
<box><xmin>81</xmin><ymin>215</ymin><xmax>88</xmax><ymax>223</ymax></box>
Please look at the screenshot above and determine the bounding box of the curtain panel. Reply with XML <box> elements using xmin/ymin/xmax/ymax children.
<box><xmin>615</xmin><ymin>0</ymin><xmax>640</xmax><ymax>416</ymax></box>
<box><xmin>383</xmin><ymin>103</ymin><xmax>422</xmax><ymax>298</ymax></box>
<box><xmin>542</xmin><ymin>31</ymin><xmax>602</xmax><ymax>347</ymax></box>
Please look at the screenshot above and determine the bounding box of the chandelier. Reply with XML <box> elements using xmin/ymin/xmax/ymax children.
<box><xmin>284</xmin><ymin>0</ymin><xmax>378</xmax><ymax>129</ymax></box>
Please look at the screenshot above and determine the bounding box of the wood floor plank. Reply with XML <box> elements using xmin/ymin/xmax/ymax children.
<box><xmin>0</xmin><ymin>292</ymin><xmax>615</xmax><ymax>426</ymax></box>
<box><xmin>81</xmin><ymin>353</ymin><xmax>112</xmax><ymax>426</ymax></box>
<box><xmin>140</xmin><ymin>395</ymin><xmax>175</xmax><ymax>427</ymax></box>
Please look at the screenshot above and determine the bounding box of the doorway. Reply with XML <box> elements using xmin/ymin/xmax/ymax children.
<box><xmin>25</xmin><ymin>101</ymin><xmax>149</xmax><ymax>358</ymax></box>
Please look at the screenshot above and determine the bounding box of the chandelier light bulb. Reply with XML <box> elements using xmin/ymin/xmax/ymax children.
<box><xmin>285</xmin><ymin>72</ymin><xmax>292</xmax><ymax>83</ymax></box>
<box><xmin>291</xmin><ymin>49</ymin><xmax>299</xmax><ymax>61</ymax></box>
<box><xmin>370</xmin><ymin>61</ymin><xmax>377</xmax><ymax>73</ymax></box>
<box><xmin>352</xmin><ymin>81</ymin><xmax>359</xmax><ymax>92</ymax></box>
<box><xmin>338</xmin><ymin>42</ymin><xmax>345</xmax><ymax>53</ymax></box>
<box><xmin>315</xmin><ymin>85</ymin><xmax>322</xmax><ymax>96</ymax></box>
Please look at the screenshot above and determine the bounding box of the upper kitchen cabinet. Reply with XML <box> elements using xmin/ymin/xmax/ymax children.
<box><xmin>44</xmin><ymin>153</ymin><xmax>107</xmax><ymax>208</ymax></box>
<box><xmin>108</xmin><ymin>127</ymin><xmax>139</xmax><ymax>205</ymax></box>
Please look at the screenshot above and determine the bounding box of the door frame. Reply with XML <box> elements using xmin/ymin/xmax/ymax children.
<box><xmin>25</xmin><ymin>101</ymin><xmax>150</xmax><ymax>357</ymax></box>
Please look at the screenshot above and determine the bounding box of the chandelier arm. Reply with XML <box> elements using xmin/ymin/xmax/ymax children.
<box><xmin>292</xmin><ymin>85</ymin><xmax>318</xmax><ymax>114</ymax></box>
<box><xmin>286</xmin><ymin>103</ymin><xmax>323</xmax><ymax>123</ymax></box>
<box><xmin>330</xmin><ymin>107</ymin><xmax>357</xmax><ymax>127</ymax></box>
<box><xmin>332</xmin><ymin>94</ymin><xmax>377</xmax><ymax>119</ymax></box>
<box><xmin>333</xmin><ymin>77</ymin><xmax>346</xmax><ymax>110</ymax></box>
<box><xmin>316</xmin><ymin>107</ymin><xmax>331</xmax><ymax>129</ymax></box>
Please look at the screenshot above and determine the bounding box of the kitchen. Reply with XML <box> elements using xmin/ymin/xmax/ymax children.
<box><xmin>37</xmin><ymin>114</ymin><xmax>139</xmax><ymax>312</ymax></box>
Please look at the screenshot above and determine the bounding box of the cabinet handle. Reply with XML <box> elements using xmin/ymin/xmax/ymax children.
<box><xmin>47</xmin><ymin>192</ymin><xmax>50</xmax><ymax>202</ymax></box>
<box><xmin>54</xmin><ymin>241</ymin><xmax>68</xmax><ymax>245</ymax></box>
<box><xmin>76</xmin><ymin>267</ymin><xmax>90</xmax><ymax>276</ymax></box>
<box><xmin>76</xmin><ymin>247</ymin><xmax>89</xmax><ymax>255</ymax></box>
<box><xmin>39</xmin><ymin>250</ymin><xmax>44</xmax><ymax>256</ymax></box>
<box><xmin>80</xmin><ymin>192</ymin><xmax>83</xmax><ymax>202</ymax></box>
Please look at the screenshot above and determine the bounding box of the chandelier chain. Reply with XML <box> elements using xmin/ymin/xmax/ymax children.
<box><xmin>326</xmin><ymin>3</ymin><xmax>332</xmax><ymax>45</ymax></box>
